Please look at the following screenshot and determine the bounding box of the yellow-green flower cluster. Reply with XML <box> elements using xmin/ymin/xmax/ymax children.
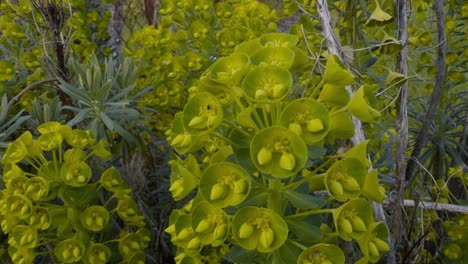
<box><xmin>0</xmin><ymin>122</ymin><xmax>148</xmax><ymax>263</ymax></box>
<box><xmin>165</xmin><ymin>32</ymin><xmax>389</xmax><ymax>263</ymax></box>
<box><xmin>126</xmin><ymin>0</ymin><xmax>281</xmax><ymax>134</ymax></box>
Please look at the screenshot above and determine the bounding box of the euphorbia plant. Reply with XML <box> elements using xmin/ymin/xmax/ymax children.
<box><xmin>165</xmin><ymin>33</ymin><xmax>389</xmax><ymax>263</ymax></box>
<box><xmin>0</xmin><ymin>122</ymin><xmax>149</xmax><ymax>263</ymax></box>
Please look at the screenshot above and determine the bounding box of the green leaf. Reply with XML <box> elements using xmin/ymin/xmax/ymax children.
<box><xmin>319</xmin><ymin>83</ymin><xmax>350</xmax><ymax>107</ymax></box>
<box><xmin>287</xmin><ymin>218</ymin><xmax>322</xmax><ymax>244</ymax></box>
<box><xmin>322</xmin><ymin>55</ymin><xmax>354</xmax><ymax>87</ymax></box>
<box><xmin>347</xmin><ymin>86</ymin><xmax>381</xmax><ymax>123</ymax></box>
<box><xmin>307</xmin><ymin>145</ymin><xmax>326</xmax><ymax>160</ymax></box>
<box><xmin>284</xmin><ymin>189</ymin><xmax>326</xmax><ymax>210</ymax></box>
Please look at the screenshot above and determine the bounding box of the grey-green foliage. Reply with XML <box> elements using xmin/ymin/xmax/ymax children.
<box><xmin>0</xmin><ymin>95</ymin><xmax>30</xmax><ymax>149</ymax></box>
<box><xmin>59</xmin><ymin>54</ymin><xmax>149</xmax><ymax>146</ymax></box>
<box><xmin>31</xmin><ymin>97</ymin><xmax>66</xmax><ymax>124</ymax></box>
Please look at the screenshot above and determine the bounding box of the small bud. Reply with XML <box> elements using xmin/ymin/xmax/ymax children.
<box><xmin>255</xmin><ymin>89</ymin><xmax>269</xmax><ymax>100</ymax></box>
<box><xmin>373</xmin><ymin>238</ymin><xmax>390</xmax><ymax>252</ymax></box>
<box><xmin>288</xmin><ymin>123</ymin><xmax>303</xmax><ymax>135</ymax></box>
<box><xmin>214</xmin><ymin>224</ymin><xmax>227</xmax><ymax>240</ymax></box>
<box><xmin>239</xmin><ymin>222</ymin><xmax>255</xmax><ymax>239</ymax></box>
<box><xmin>279</xmin><ymin>152</ymin><xmax>296</xmax><ymax>171</ymax></box>
<box><xmin>271</xmin><ymin>84</ymin><xmax>285</xmax><ymax>98</ymax></box>
<box><xmin>306</xmin><ymin>118</ymin><xmax>324</xmax><ymax>132</ymax></box>
<box><xmin>329</xmin><ymin>180</ymin><xmax>344</xmax><ymax>196</ymax></box>
<box><xmin>169</xmin><ymin>179</ymin><xmax>184</xmax><ymax>194</ymax></box>
<box><xmin>187</xmin><ymin>237</ymin><xmax>201</xmax><ymax>250</ymax></box>
<box><xmin>195</xmin><ymin>219</ymin><xmax>212</xmax><ymax>233</ymax></box>
<box><xmin>176</xmin><ymin>227</ymin><xmax>192</xmax><ymax>241</ymax></box>
<box><xmin>257</xmin><ymin>147</ymin><xmax>273</xmax><ymax>166</ymax></box>
<box><xmin>210</xmin><ymin>183</ymin><xmax>226</xmax><ymax>200</ymax></box>
<box><xmin>341</xmin><ymin>176</ymin><xmax>361</xmax><ymax>192</ymax></box>
<box><xmin>350</xmin><ymin>217</ymin><xmax>367</xmax><ymax>232</ymax></box>
<box><xmin>339</xmin><ymin>218</ymin><xmax>353</xmax><ymax>234</ymax></box>
<box><xmin>368</xmin><ymin>241</ymin><xmax>380</xmax><ymax>257</ymax></box>
<box><xmin>188</xmin><ymin>116</ymin><xmax>206</xmax><ymax>129</ymax></box>
<box><xmin>259</xmin><ymin>228</ymin><xmax>275</xmax><ymax>248</ymax></box>
<box><xmin>233</xmin><ymin>179</ymin><xmax>247</xmax><ymax>194</ymax></box>
<box><xmin>73</xmin><ymin>247</ymin><xmax>80</xmax><ymax>258</ymax></box>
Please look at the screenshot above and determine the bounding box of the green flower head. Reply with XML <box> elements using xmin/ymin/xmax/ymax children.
<box><xmin>280</xmin><ymin>98</ymin><xmax>330</xmax><ymax>144</ymax></box>
<box><xmin>325</xmin><ymin>158</ymin><xmax>366</xmax><ymax>201</ymax></box>
<box><xmin>2</xmin><ymin>164</ymin><xmax>25</xmax><ymax>185</ymax></box>
<box><xmin>206</xmin><ymin>53</ymin><xmax>250</xmax><ymax>85</ymax></box>
<box><xmin>37</xmin><ymin>131</ymin><xmax>63</xmax><ymax>151</ymax></box>
<box><xmin>251</xmin><ymin>126</ymin><xmax>307</xmax><ymax>178</ymax></box>
<box><xmin>65</xmin><ymin>129</ymin><xmax>95</xmax><ymax>148</ymax></box>
<box><xmin>28</xmin><ymin>207</ymin><xmax>50</xmax><ymax>230</ymax></box>
<box><xmin>232</xmin><ymin>206</ymin><xmax>288</xmax><ymax>253</ymax></box>
<box><xmin>118</xmin><ymin>233</ymin><xmax>145</xmax><ymax>258</ymax></box>
<box><xmin>183</xmin><ymin>92</ymin><xmax>223</xmax><ymax>135</ymax></box>
<box><xmin>61</xmin><ymin>161</ymin><xmax>92</xmax><ymax>187</ymax></box>
<box><xmin>297</xmin><ymin>244</ymin><xmax>345</xmax><ymax>264</ymax></box>
<box><xmin>259</xmin><ymin>33</ymin><xmax>299</xmax><ymax>48</ymax></box>
<box><xmin>24</xmin><ymin>177</ymin><xmax>49</xmax><ymax>201</ymax></box>
<box><xmin>3</xmin><ymin>194</ymin><xmax>32</xmax><ymax>219</ymax></box>
<box><xmin>83</xmin><ymin>243</ymin><xmax>111</xmax><ymax>264</ymax></box>
<box><xmin>80</xmin><ymin>206</ymin><xmax>110</xmax><ymax>232</ymax></box>
<box><xmin>63</xmin><ymin>148</ymin><xmax>87</xmax><ymax>162</ymax></box>
<box><xmin>251</xmin><ymin>47</ymin><xmax>296</xmax><ymax>69</ymax></box>
<box><xmin>8</xmin><ymin>246</ymin><xmax>36</xmax><ymax>264</ymax></box>
<box><xmin>242</xmin><ymin>65</ymin><xmax>292</xmax><ymax>103</ymax></box>
<box><xmin>2</xmin><ymin>140</ymin><xmax>28</xmax><ymax>164</ymax></box>
<box><xmin>116</xmin><ymin>196</ymin><xmax>145</xmax><ymax>227</ymax></box>
<box><xmin>199</xmin><ymin>162</ymin><xmax>251</xmax><ymax>207</ymax></box>
<box><xmin>169</xmin><ymin>154</ymin><xmax>201</xmax><ymax>201</ymax></box>
<box><xmin>356</xmin><ymin>222</ymin><xmax>390</xmax><ymax>263</ymax></box>
<box><xmin>191</xmin><ymin>201</ymin><xmax>229</xmax><ymax>246</ymax></box>
<box><xmin>333</xmin><ymin>198</ymin><xmax>374</xmax><ymax>241</ymax></box>
<box><xmin>100</xmin><ymin>167</ymin><xmax>129</xmax><ymax>192</ymax></box>
<box><xmin>54</xmin><ymin>238</ymin><xmax>85</xmax><ymax>263</ymax></box>
<box><xmin>8</xmin><ymin>225</ymin><xmax>38</xmax><ymax>249</ymax></box>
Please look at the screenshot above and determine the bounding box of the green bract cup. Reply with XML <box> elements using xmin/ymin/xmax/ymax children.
<box><xmin>61</xmin><ymin>161</ymin><xmax>92</xmax><ymax>187</ymax></box>
<box><xmin>250</xmin><ymin>126</ymin><xmax>307</xmax><ymax>178</ymax></box>
<box><xmin>207</xmin><ymin>53</ymin><xmax>250</xmax><ymax>85</ymax></box>
<box><xmin>280</xmin><ymin>98</ymin><xmax>330</xmax><ymax>144</ymax></box>
<box><xmin>259</xmin><ymin>33</ymin><xmax>299</xmax><ymax>48</ymax></box>
<box><xmin>357</xmin><ymin>222</ymin><xmax>390</xmax><ymax>263</ymax></box>
<box><xmin>170</xmin><ymin>112</ymin><xmax>204</xmax><ymax>154</ymax></box>
<box><xmin>242</xmin><ymin>65</ymin><xmax>292</xmax><ymax>103</ymax></box>
<box><xmin>333</xmin><ymin>198</ymin><xmax>374</xmax><ymax>241</ymax></box>
<box><xmin>2</xmin><ymin>140</ymin><xmax>28</xmax><ymax>164</ymax></box>
<box><xmin>8</xmin><ymin>225</ymin><xmax>38</xmax><ymax>249</ymax></box>
<box><xmin>54</xmin><ymin>238</ymin><xmax>85</xmax><ymax>263</ymax></box>
<box><xmin>83</xmin><ymin>243</ymin><xmax>111</xmax><ymax>264</ymax></box>
<box><xmin>173</xmin><ymin>214</ymin><xmax>199</xmax><ymax>251</ymax></box>
<box><xmin>232</xmin><ymin>206</ymin><xmax>288</xmax><ymax>253</ymax></box>
<box><xmin>199</xmin><ymin>162</ymin><xmax>251</xmax><ymax>208</ymax></box>
<box><xmin>80</xmin><ymin>205</ymin><xmax>110</xmax><ymax>232</ymax></box>
<box><xmin>183</xmin><ymin>92</ymin><xmax>223</xmax><ymax>135</ymax></box>
<box><xmin>325</xmin><ymin>158</ymin><xmax>366</xmax><ymax>201</ymax></box>
<box><xmin>169</xmin><ymin>154</ymin><xmax>201</xmax><ymax>201</ymax></box>
<box><xmin>251</xmin><ymin>47</ymin><xmax>296</xmax><ymax>69</ymax></box>
<box><xmin>191</xmin><ymin>201</ymin><xmax>229</xmax><ymax>246</ymax></box>
<box><xmin>297</xmin><ymin>243</ymin><xmax>345</xmax><ymax>264</ymax></box>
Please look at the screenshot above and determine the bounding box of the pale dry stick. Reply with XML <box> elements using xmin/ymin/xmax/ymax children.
<box><xmin>315</xmin><ymin>0</ymin><xmax>396</xmax><ymax>262</ymax></box>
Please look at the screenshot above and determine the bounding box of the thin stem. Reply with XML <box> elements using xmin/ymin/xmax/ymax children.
<box><xmin>283</xmin><ymin>158</ymin><xmax>337</xmax><ymax>190</ymax></box>
<box><xmin>221</xmin><ymin>120</ymin><xmax>253</xmax><ymax>139</ymax></box>
<box><xmin>288</xmin><ymin>239</ymin><xmax>307</xmax><ymax>250</ymax></box>
<box><xmin>209</xmin><ymin>132</ymin><xmax>240</xmax><ymax>148</ymax></box>
<box><xmin>286</xmin><ymin>208</ymin><xmax>334</xmax><ymax>219</ymax></box>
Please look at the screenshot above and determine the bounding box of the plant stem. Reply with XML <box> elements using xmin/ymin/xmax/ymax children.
<box><xmin>287</xmin><ymin>239</ymin><xmax>307</xmax><ymax>250</ymax></box>
<box><xmin>286</xmin><ymin>208</ymin><xmax>334</xmax><ymax>219</ymax></box>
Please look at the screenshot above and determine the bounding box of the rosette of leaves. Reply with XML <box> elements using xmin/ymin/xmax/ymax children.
<box><xmin>59</xmin><ymin>54</ymin><xmax>148</xmax><ymax>147</ymax></box>
<box><xmin>0</xmin><ymin>122</ymin><xmax>149</xmax><ymax>263</ymax></box>
<box><xmin>165</xmin><ymin>33</ymin><xmax>389</xmax><ymax>263</ymax></box>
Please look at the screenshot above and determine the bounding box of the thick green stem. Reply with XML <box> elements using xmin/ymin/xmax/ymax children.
<box><xmin>268</xmin><ymin>179</ymin><xmax>284</xmax><ymax>215</ymax></box>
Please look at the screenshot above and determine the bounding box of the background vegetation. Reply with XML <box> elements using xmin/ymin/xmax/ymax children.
<box><xmin>0</xmin><ymin>0</ymin><xmax>467</xmax><ymax>263</ymax></box>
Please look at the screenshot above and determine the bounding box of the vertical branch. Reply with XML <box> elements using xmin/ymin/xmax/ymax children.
<box><xmin>109</xmin><ymin>0</ymin><xmax>125</xmax><ymax>62</ymax></box>
<box><xmin>315</xmin><ymin>1</ymin><xmax>395</xmax><ymax>263</ymax></box>
<box><xmin>391</xmin><ymin>0</ymin><xmax>409</xmax><ymax>257</ymax></box>
<box><xmin>405</xmin><ymin>0</ymin><xmax>446</xmax><ymax>182</ymax></box>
